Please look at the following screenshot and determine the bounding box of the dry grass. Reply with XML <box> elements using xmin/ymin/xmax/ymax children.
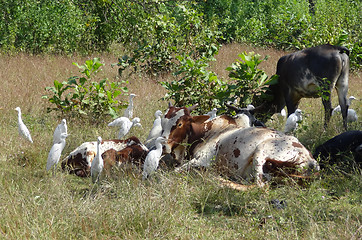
<box><xmin>0</xmin><ymin>44</ymin><xmax>361</xmax><ymax>239</ymax></box>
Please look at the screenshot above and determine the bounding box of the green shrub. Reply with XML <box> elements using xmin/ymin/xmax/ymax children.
<box><xmin>42</xmin><ymin>58</ymin><xmax>128</xmax><ymax>122</ymax></box>
<box><xmin>1</xmin><ymin>0</ymin><xmax>361</xmax><ymax>70</ymax></box>
<box><xmin>0</xmin><ymin>0</ymin><xmax>88</xmax><ymax>53</ymax></box>
<box><xmin>161</xmin><ymin>51</ymin><xmax>276</xmax><ymax>114</ymax></box>
<box><xmin>115</xmin><ymin>2</ymin><xmax>221</xmax><ymax>75</ymax></box>
<box><xmin>161</xmin><ymin>55</ymin><xmax>228</xmax><ymax>115</ymax></box>
<box><xmin>226</xmin><ymin>52</ymin><xmax>278</xmax><ymax>106</ymax></box>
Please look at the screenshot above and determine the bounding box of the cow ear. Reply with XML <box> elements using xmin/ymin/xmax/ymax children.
<box><xmin>192</xmin><ymin>115</ymin><xmax>210</xmax><ymax>124</ymax></box>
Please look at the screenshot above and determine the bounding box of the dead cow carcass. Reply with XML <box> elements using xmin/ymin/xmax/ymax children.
<box><xmin>256</xmin><ymin>44</ymin><xmax>350</xmax><ymax>129</ymax></box>
<box><xmin>61</xmin><ymin>136</ymin><xmax>148</xmax><ymax>177</ymax></box>
<box><xmin>162</xmin><ymin>105</ymin><xmax>319</xmax><ymax>186</ymax></box>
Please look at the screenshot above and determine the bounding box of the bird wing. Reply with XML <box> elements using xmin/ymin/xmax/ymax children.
<box><xmin>284</xmin><ymin>115</ymin><xmax>297</xmax><ymax>132</ymax></box>
<box><xmin>46</xmin><ymin>144</ymin><xmax>62</xmax><ymax>171</ymax></box>
<box><xmin>20</xmin><ymin>122</ymin><xmax>33</xmax><ymax>143</ymax></box>
<box><xmin>117</xmin><ymin>119</ymin><xmax>131</xmax><ymax>139</ymax></box>
<box><xmin>108</xmin><ymin>117</ymin><xmax>127</xmax><ymax>127</ymax></box>
<box><xmin>53</xmin><ymin>124</ymin><xmax>63</xmax><ymax>143</ymax></box>
<box><xmin>332</xmin><ymin>105</ymin><xmax>341</xmax><ymax>116</ymax></box>
<box><xmin>347</xmin><ymin>109</ymin><xmax>358</xmax><ymax>122</ymax></box>
<box><xmin>146</xmin><ymin>119</ymin><xmax>162</xmax><ymax>141</ymax></box>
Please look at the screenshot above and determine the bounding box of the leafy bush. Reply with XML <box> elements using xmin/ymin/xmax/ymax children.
<box><xmin>115</xmin><ymin>3</ymin><xmax>221</xmax><ymax>75</ymax></box>
<box><xmin>161</xmin><ymin>52</ymin><xmax>276</xmax><ymax>114</ymax></box>
<box><xmin>0</xmin><ymin>0</ymin><xmax>88</xmax><ymax>53</ymax></box>
<box><xmin>42</xmin><ymin>58</ymin><xmax>128</xmax><ymax>122</ymax></box>
<box><xmin>161</xmin><ymin>55</ymin><xmax>228</xmax><ymax>115</ymax></box>
<box><xmin>226</xmin><ymin>52</ymin><xmax>278</xmax><ymax>106</ymax></box>
<box><xmin>1</xmin><ymin>0</ymin><xmax>361</xmax><ymax>70</ymax></box>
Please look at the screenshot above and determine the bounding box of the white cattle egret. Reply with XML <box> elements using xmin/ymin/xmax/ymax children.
<box><xmin>275</xmin><ymin>108</ymin><xmax>287</xmax><ymax>121</ymax></box>
<box><xmin>14</xmin><ymin>107</ymin><xmax>33</xmax><ymax>143</ymax></box>
<box><xmin>280</xmin><ymin>108</ymin><xmax>287</xmax><ymax>117</ymax></box>
<box><xmin>142</xmin><ymin>136</ymin><xmax>166</xmax><ymax>180</ymax></box>
<box><xmin>91</xmin><ymin>136</ymin><xmax>103</xmax><ymax>183</ymax></box>
<box><xmin>332</xmin><ymin>96</ymin><xmax>357</xmax><ymax>115</ymax></box>
<box><xmin>53</xmin><ymin>119</ymin><xmax>67</xmax><ymax>144</ymax></box>
<box><xmin>46</xmin><ymin>133</ymin><xmax>68</xmax><ymax>172</ymax></box>
<box><xmin>123</xmin><ymin>93</ymin><xmax>136</xmax><ymax>119</ymax></box>
<box><xmin>332</xmin><ymin>106</ymin><xmax>358</xmax><ymax>121</ymax></box>
<box><xmin>331</xmin><ymin>105</ymin><xmax>341</xmax><ymax>116</ymax></box>
<box><xmin>145</xmin><ymin>110</ymin><xmax>163</xmax><ymax>149</ymax></box>
<box><xmin>284</xmin><ymin>109</ymin><xmax>302</xmax><ymax>133</ymax></box>
<box><xmin>346</xmin><ymin>109</ymin><xmax>358</xmax><ymax>123</ymax></box>
<box><xmin>206</xmin><ymin>108</ymin><xmax>218</xmax><ymax>120</ymax></box>
<box><xmin>332</xmin><ymin>96</ymin><xmax>358</xmax><ymax>123</ymax></box>
<box><xmin>108</xmin><ymin>117</ymin><xmax>141</xmax><ymax>139</ymax></box>
<box><xmin>246</xmin><ymin>104</ymin><xmax>255</xmax><ymax>111</ymax></box>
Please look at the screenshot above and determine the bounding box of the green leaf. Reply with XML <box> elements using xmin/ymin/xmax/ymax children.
<box><xmin>113</xmin><ymin>90</ymin><xmax>122</xmax><ymax>98</ymax></box>
<box><xmin>67</xmin><ymin>76</ymin><xmax>78</xmax><ymax>85</ymax></box>
<box><xmin>108</xmin><ymin>107</ymin><xmax>118</xmax><ymax>119</ymax></box>
<box><xmin>78</xmin><ymin>109</ymin><xmax>87</xmax><ymax>115</ymax></box>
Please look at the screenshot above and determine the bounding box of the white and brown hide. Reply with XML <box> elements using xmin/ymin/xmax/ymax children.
<box><xmin>162</xmin><ymin>105</ymin><xmax>319</xmax><ymax>186</ymax></box>
<box><xmin>61</xmin><ymin>136</ymin><xmax>148</xmax><ymax>177</ymax></box>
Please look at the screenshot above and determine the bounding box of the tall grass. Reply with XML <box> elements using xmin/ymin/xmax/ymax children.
<box><xmin>0</xmin><ymin>45</ymin><xmax>361</xmax><ymax>239</ymax></box>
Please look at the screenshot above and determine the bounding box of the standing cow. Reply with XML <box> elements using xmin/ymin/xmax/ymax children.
<box><xmin>255</xmin><ymin>44</ymin><xmax>350</xmax><ymax>129</ymax></box>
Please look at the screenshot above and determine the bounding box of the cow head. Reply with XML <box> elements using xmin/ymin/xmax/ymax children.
<box><xmin>162</xmin><ymin>104</ymin><xmax>209</xmax><ymax>162</ymax></box>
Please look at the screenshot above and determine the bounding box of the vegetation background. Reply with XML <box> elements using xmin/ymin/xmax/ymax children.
<box><xmin>0</xmin><ymin>0</ymin><xmax>361</xmax><ymax>239</ymax></box>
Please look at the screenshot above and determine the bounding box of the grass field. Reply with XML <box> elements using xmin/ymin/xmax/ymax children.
<box><xmin>0</xmin><ymin>44</ymin><xmax>361</xmax><ymax>239</ymax></box>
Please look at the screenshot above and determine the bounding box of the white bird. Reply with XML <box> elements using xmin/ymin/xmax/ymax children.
<box><xmin>108</xmin><ymin>117</ymin><xmax>142</xmax><ymax>139</ymax></box>
<box><xmin>280</xmin><ymin>108</ymin><xmax>287</xmax><ymax>117</ymax></box>
<box><xmin>246</xmin><ymin>104</ymin><xmax>255</xmax><ymax>111</ymax></box>
<box><xmin>333</xmin><ymin>106</ymin><xmax>358</xmax><ymax>122</ymax></box>
<box><xmin>142</xmin><ymin>136</ymin><xmax>166</xmax><ymax>180</ymax></box>
<box><xmin>14</xmin><ymin>107</ymin><xmax>33</xmax><ymax>143</ymax></box>
<box><xmin>53</xmin><ymin>119</ymin><xmax>67</xmax><ymax>144</ymax></box>
<box><xmin>145</xmin><ymin>110</ymin><xmax>163</xmax><ymax>149</ymax></box>
<box><xmin>332</xmin><ymin>96</ymin><xmax>358</xmax><ymax>122</ymax></box>
<box><xmin>46</xmin><ymin>133</ymin><xmax>68</xmax><ymax>172</ymax></box>
<box><xmin>123</xmin><ymin>93</ymin><xmax>136</xmax><ymax>119</ymax></box>
<box><xmin>91</xmin><ymin>136</ymin><xmax>104</xmax><ymax>183</ymax></box>
<box><xmin>275</xmin><ymin>108</ymin><xmax>287</xmax><ymax>120</ymax></box>
<box><xmin>284</xmin><ymin>109</ymin><xmax>303</xmax><ymax>133</ymax></box>
<box><xmin>332</xmin><ymin>96</ymin><xmax>357</xmax><ymax>116</ymax></box>
<box><xmin>346</xmin><ymin>109</ymin><xmax>358</xmax><ymax>123</ymax></box>
<box><xmin>331</xmin><ymin>105</ymin><xmax>341</xmax><ymax>116</ymax></box>
<box><xmin>206</xmin><ymin>108</ymin><xmax>218</xmax><ymax>120</ymax></box>
<box><xmin>348</xmin><ymin>96</ymin><xmax>357</xmax><ymax>104</ymax></box>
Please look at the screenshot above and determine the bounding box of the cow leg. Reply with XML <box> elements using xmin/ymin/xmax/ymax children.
<box><xmin>335</xmin><ymin>78</ymin><xmax>349</xmax><ymax>130</ymax></box>
<box><xmin>175</xmin><ymin>145</ymin><xmax>218</xmax><ymax>172</ymax></box>
<box><xmin>175</xmin><ymin>156</ymin><xmax>214</xmax><ymax>172</ymax></box>
<box><xmin>321</xmin><ymin>90</ymin><xmax>333</xmax><ymax>128</ymax></box>
<box><xmin>251</xmin><ymin>149</ymin><xmax>267</xmax><ymax>187</ymax></box>
<box><xmin>285</xmin><ymin>91</ymin><xmax>300</xmax><ymax>116</ymax></box>
<box><xmin>175</xmin><ymin>158</ymin><xmax>205</xmax><ymax>172</ymax></box>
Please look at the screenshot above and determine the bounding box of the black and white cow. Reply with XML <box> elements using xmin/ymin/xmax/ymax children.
<box><xmin>255</xmin><ymin>44</ymin><xmax>350</xmax><ymax>129</ymax></box>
